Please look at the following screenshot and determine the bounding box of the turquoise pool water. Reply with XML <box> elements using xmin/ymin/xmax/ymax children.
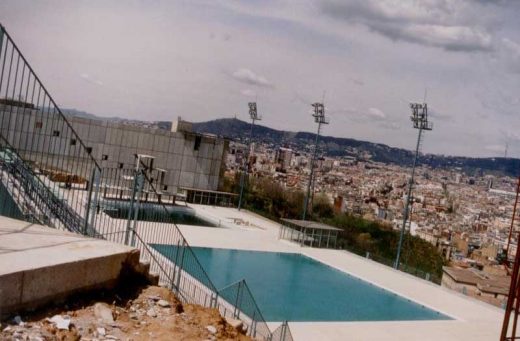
<box><xmin>152</xmin><ymin>246</ymin><xmax>451</xmax><ymax>322</ymax></box>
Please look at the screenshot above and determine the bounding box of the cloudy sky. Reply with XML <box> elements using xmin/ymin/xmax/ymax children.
<box><xmin>1</xmin><ymin>0</ymin><xmax>520</xmax><ymax>157</ymax></box>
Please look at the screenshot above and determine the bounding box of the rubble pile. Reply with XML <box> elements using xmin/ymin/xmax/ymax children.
<box><xmin>0</xmin><ymin>286</ymin><xmax>250</xmax><ymax>341</ymax></box>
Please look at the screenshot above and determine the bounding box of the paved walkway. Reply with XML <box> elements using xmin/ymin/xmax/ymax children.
<box><xmin>184</xmin><ymin>204</ymin><xmax>504</xmax><ymax>341</ymax></box>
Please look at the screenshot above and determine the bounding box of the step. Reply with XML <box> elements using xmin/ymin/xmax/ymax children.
<box><xmin>0</xmin><ymin>216</ymin><xmax>143</xmax><ymax>318</ymax></box>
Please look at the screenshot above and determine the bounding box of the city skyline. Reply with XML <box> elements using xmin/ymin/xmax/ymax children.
<box><xmin>1</xmin><ymin>0</ymin><xmax>520</xmax><ymax>157</ymax></box>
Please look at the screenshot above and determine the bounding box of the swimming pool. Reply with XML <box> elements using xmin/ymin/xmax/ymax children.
<box><xmin>152</xmin><ymin>246</ymin><xmax>451</xmax><ymax>322</ymax></box>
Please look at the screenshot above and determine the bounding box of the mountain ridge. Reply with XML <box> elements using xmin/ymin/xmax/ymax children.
<box><xmin>192</xmin><ymin>118</ymin><xmax>520</xmax><ymax>177</ymax></box>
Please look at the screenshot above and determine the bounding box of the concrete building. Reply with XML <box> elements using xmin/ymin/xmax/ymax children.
<box><xmin>0</xmin><ymin>102</ymin><xmax>228</xmax><ymax>194</ymax></box>
<box><xmin>275</xmin><ymin>147</ymin><xmax>292</xmax><ymax>172</ymax></box>
<box><xmin>441</xmin><ymin>266</ymin><xmax>509</xmax><ymax>307</ymax></box>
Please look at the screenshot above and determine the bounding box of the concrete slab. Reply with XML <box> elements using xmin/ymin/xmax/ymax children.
<box><xmin>186</xmin><ymin>204</ymin><xmax>504</xmax><ymax>341</ymax></box>
<box><xmin>0</xmin><ymin>216</ymin><xmax>138</xmax><ymax>318</ymax></box>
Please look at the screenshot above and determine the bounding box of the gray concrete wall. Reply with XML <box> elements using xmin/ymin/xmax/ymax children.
<box><xmin>0</xmin><ymin>105</ymin><xmax>228</xmax><ymax>193</ymax></box>
<box><xmin>0</xmin><ymin>217</ymin><xmax>148</xmax><ymax>319</ymax></box>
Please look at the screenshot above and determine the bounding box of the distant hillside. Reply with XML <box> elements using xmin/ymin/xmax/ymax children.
<box><xmin>61</xmin><ymin>108</ymin><xmax>119</xmax><ymax>121</ymax></box>
<box><xmin>193</xmin><ymin>118</ymin><xmax>520</xmax><ymax>177</ymax></box>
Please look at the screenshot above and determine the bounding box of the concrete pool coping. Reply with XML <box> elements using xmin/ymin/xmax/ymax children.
<box><xmin>180</xmin><ymin>204</ymin><xmax>503</xmax><ymax>341</ymax></box>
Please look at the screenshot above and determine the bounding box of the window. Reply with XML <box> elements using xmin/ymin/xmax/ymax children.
<box><xmin>34</xmin><ymin>121</ymin><xmax>42</xmax><ymax>129</ymax></box>
<box><xmin>102</xmin><ymin>154</ymin><xmax>108</xmax><ymax>160</ymax></box>
<box><xmin>118</xmin><ymin>163</ymin><xmax>124</xmax><ymax>169</ymax></box>
<box><xmin>70</xmin><ymin>139</ymin><xmax>76</xmax><ymax>146</ymax></box>
<box><xmin>52</xmin><ymin>130</ymin><xmax>60</xmax><ymax>137</ymax></box>
<box><xmin>163</xmin><ymin>185</ymin><xmax>168</xmax><ymax>191</ymax></box>
<box><xmin>194</xmin><ymin>135</ymin><xmax>202</xmax><ymax>151</ymax></box>
<box><xmin>86</xmin><ymin>147</ymin><xmax>93</xmax><ymax>154</ymax></box>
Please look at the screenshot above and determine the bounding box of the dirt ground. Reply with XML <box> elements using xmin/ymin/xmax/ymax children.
<box><xmin>0</xmin><ymin>286</ymin><xmax>252</xmax><ymax>341</ymax></box>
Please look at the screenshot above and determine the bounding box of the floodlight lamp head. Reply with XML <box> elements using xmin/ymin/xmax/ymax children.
<box><xmin>311</xmin><ymin>102</ymin><xmax>326</xmax><ymax>123</ymax></box>
<box><xmin>248</xmin><ymin>102</ymin><xmax>260</xmax><ymax>120</ymax></box>
<box><xmin>409</xmin><ymin>102</ymin><xmax>432</xmax><ymax>130</ymax></box>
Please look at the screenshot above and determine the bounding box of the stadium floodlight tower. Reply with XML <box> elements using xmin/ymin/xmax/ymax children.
<box><xmin>394</xmin><ymin>102</ymin><xmax>433</xmax><ymax>270</ymax></box>
<box><xmin>302</xmin><ymin>102</ymin><xmax>329</xmax><ymax>220</ymax></box>
<box><xmin>238</xmin><ymin>102</ymin><xmax>261</xmax><ymax>211</ymax></box>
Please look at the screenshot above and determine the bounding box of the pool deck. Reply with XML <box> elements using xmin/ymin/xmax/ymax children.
<box><xmin>182</xmin><ymin>204</ymin><xmax>504</xmax><ymax>341</ymax></box>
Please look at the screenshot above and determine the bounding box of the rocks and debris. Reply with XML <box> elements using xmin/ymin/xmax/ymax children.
<box><xmin>0</xmin><ymin>286</ymin><xmax>252</xmax><ymax>340</ymax></box>
<box><xmin>225</xmin><ymin>317</ymin><xmax>244</xmax><ymax>331</ymax></box>
<box><xmin>156</xmin><ymin>299</ymin><xmax>170</xmax><ymax>308</ymax></box>
<box><xmin>147</xmin><ymin>295</ymin><xmax>161</xmax><ymax>301</ymax></box>
<box><xmin>206</xmin><ymin>325</ymin><xmax>218</xmax><ymax>334</ymax></box>
<box><xmin>96</xmin><ymin>326</ymin><xmax>106</xmax><ymax>336</ymax></box>
<box><xmin>146</xmin><ymin>308</ymin><xmax>157</xmax><ymax>318</ymax></box>
<box><xmin>93</xmin><ymin>302</ymin><xmax>114</xmax><ymax>324</ymax></box>
<box><xmin>13</xmin><ymin>315</ymin><xmax>23</xmax><ymax>326</ymax></box>
<box><xmin>48</xmin><ymin>314</ymin><xmax>71</xmax><ymax>330</ymax></box>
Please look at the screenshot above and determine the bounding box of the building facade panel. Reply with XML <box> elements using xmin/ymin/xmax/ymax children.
<box><xmin>0</xmin><ymin>104</ymin><xmax>228</xmax><ymax>193</ymax></box>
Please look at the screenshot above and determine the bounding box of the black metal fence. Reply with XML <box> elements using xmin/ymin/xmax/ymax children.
<box><xmin>0</xmin><ymin>23</ymin><xmax>291</xmax><ymax>340</ymax></box>
<box><xmin>217</xmin><ymin>279</ymin><xmax>272</xmax><ymax>340</ymax></box>
<box><xmin>0</xmin><ymin>23</ymin><xmax>101</xmax><ymax>234</ymax></box>
<box><xmin>345</xmin><ymin>245</ymin><xmax>442</xmax><ymax>284</ymax></box>
<box><xmin>272</xmin><ymin>321</ymin><xmax>293</xmax><ymax>341</ymax></box>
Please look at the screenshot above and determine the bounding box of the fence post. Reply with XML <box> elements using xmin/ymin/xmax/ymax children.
<box><xmin>211</xmin><ymin>292</ymin><xmax>219</xmax><ymax>309</ymax></box>
<box><xmin>251</xmin><ymin>310</ymin><xmax>257</xmax><ymax>338</ymax></box>
<box><xmin>89</xmin><ymin>168</ymin><xmax>101</xmax><ymax>235</ymax></box>
<box><xmin>233</xmin><ymin>281</ymin><xmax>242</xmax><ymax>319</ymax></box>
<box><xmin>83</xmin><ymin>168</ymin><xmax>100</xmax><ymax>236</ymax></box>
<box><xmin>130</xmin><ymin>171</ymin><xmax>144</xmax><ymax>247</ymax></box>
<box><xmin>124</xmin><ymin>171</ymin><xmax>139</xmax><ymax>245</ymax></box>
<box><xmin>83</xmin><ymin>169</ymin><xmax>95</xmax><ymax>236</ymax></box>
<box><xmin>174</xmin><ymin>240</ymin><xmax>186</xmax><ymax>295</ymax></box>
<box><xmin>0</xmin><ymin>26</ymin><xmax>4</xmax><ymax>62</ymax></box>
<box><xmin>125</xmin><ymin>170</ymin><xmax>144</xmax><ymax>246</ymax></box>
<box><xmin>171</xmin><ymin>238</ymin><xmax>182</xmax><ymax>293</ymax></box>
<box><xmin>281</xmin><ymin>321</ymin><xmax>288</xmax><ymax>341</ymax></box>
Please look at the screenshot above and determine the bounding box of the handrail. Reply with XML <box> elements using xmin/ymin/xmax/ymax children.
<box><xmin>0</xmin><ymin>133</ymin><xmax>86</xmax><ymax>234</ymax></box>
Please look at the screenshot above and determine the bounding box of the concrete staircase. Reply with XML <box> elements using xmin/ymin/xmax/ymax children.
<box><xmin>0</xmin><ymin>216</ymin><xmax>156</xmax><ymax>319</ymax></box>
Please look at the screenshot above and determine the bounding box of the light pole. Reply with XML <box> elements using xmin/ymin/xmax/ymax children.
<box><xmin>394</xmin><ymin>102</ymin><xmax>433</xmax><ymax>269</ymax></box>
<box><xmin>238</xmin><ymin>102</ymin><xmax>261</xmax><ymax>211</ymax></box>
<box><xmin>302</xmin><ymin>102</ymin><xmax>329</xmax><ymax>220</ymax></box>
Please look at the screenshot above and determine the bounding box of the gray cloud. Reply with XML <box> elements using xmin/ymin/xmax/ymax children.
<box><xmin>232</xmin><ymin>68</ymin><xmax>273</xmax><ymax>88</ymax></box>
<box><xmin>333</xmin><ymin>107</ymin><xmax>400</xmax><ymax>130</ymax></box>
<box><xmin>240</xmin><ymin>89</ymin><xmax>256</xmax><ymax>97</ymax></box>
<box><xmin>429</xmin><ymin>108</ymin><xmax>452</xmax><ymax>122</ymax></box>
<box><xmin>351</xmin><ymin>78</ymin><xmax>364</xmax><ymax>86</ymax></box>
<box><xmin>379</xmin><ymin>121</ymin><xmax>401</xmax><ymax>130</ymax></box>
<box><xmin>80</xmin><ymin>73</ymin><xmax>103</xmax><ymax>86</ymax></box>
<box><xmin>484</xmin><ymin>144</ymin><xmax>504</xmax><ymax>154</ymax></box>
<box><xmin>320</xmin><ymin>0</ymin><xmax>494</xmax><ymax>52</ymax></box>
<box><xmin>366</xmin><ymin>107</ymin><xmax>386</xmax><ymax>120</ymax></box>
<box><xmin>501</xmin><ymin>38</ymin><xmax>520</xmax><ymax>73</ymax></box>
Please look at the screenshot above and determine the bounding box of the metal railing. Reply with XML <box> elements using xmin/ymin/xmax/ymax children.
<box><xmin>272</xmin><ymin>321</ymin><xmax>293</xmax><ymax>341</ymax></box>
<box><xmin>0</xmin><ymin>134</ymin><xmax>89</xmax><ymax>234</ymax></box>
<box><xmin>0</xmin><ymin>23</ymin><xmax>292</xmax><ymax>340</ymax></box>
<box><xmin>110</xmin><ymin>166</ymin><xmax>274</xmax><ymax>339</ymax></box>
<box><xmin>0</xmin><ymin>23</ymin><xmax>102</xmax><ymax>235</ymax></box>
<box><xmin>344</xmin><ymin>244</ymin><xmax>442</xmax><ymax>285</ymax></box>
<box><xmin>217</xmin><ymin>279</ymin><xmax>271</xmax><ymax>340</ymax></box>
